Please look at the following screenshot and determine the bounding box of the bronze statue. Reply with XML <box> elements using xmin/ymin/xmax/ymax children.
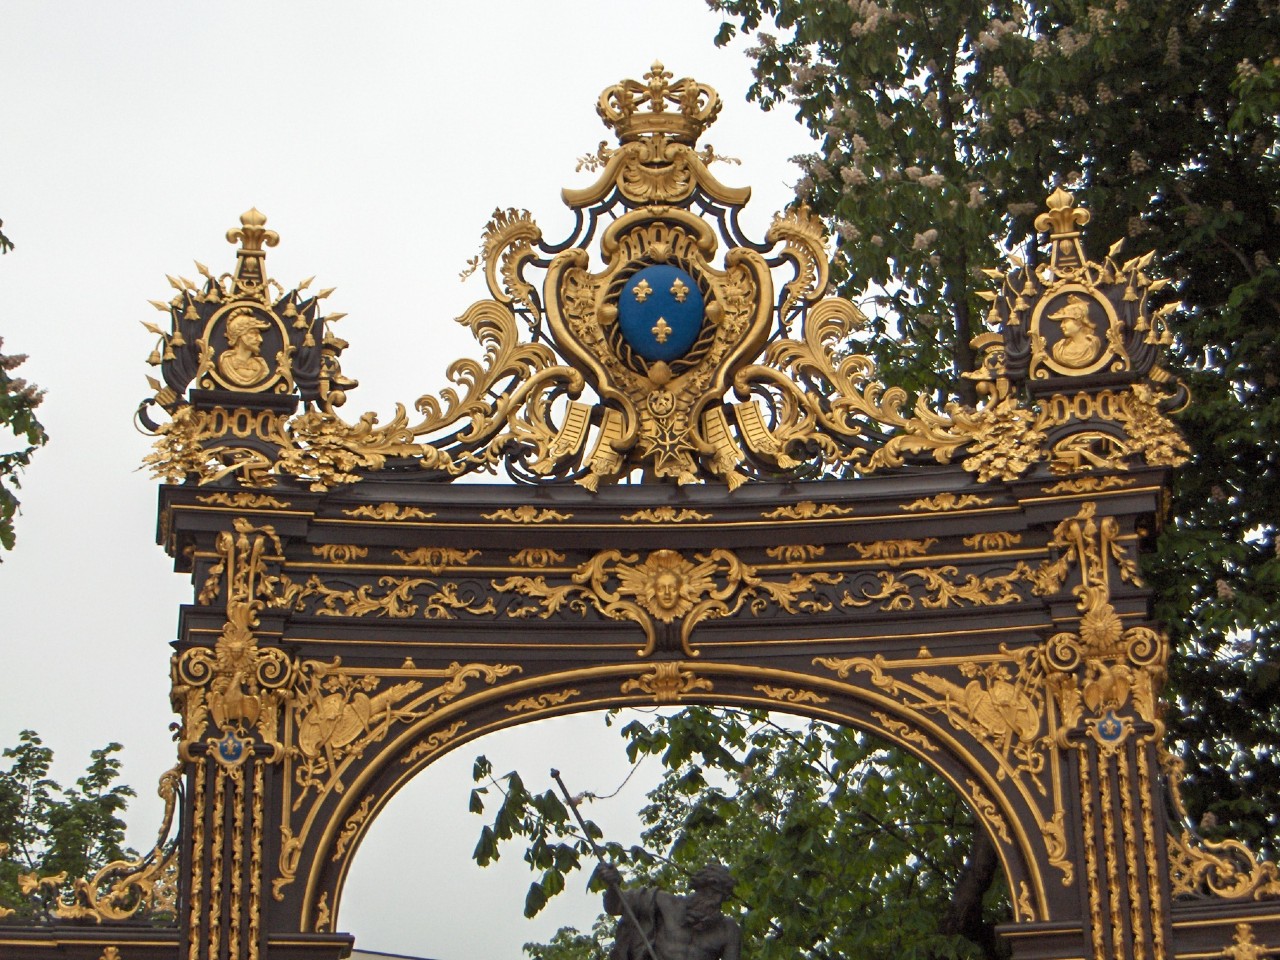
<box><xmin>595</xmin><ymin>862</ymin><xmax>742</xmax><ymax>960</ymax></box>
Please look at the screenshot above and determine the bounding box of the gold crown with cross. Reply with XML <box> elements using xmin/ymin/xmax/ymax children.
<box><xmin>596</xmin><ymin>60</ymin><xmax>722</xmax><ymax>145</ymax></box>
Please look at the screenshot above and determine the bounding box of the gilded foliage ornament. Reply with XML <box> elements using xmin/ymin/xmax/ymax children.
<box><xmin>494</xmin><ymin>546</ymin><xmax>842</xmax><ymax>656</ymax></box>
<box><xmin>140</xmin><ymin>68</ymin><xmax>1187</xmax><ymax>494</ymax></box>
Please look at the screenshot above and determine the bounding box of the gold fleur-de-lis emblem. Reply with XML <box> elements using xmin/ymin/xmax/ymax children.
<box><xmin>670</xmin><ymin>278</ymin><xmax>689</xmax><ymax>302</ymax></box>
<box><xmin>632</xmin><ymin>279</ymin><xmax>653</xmax><ymax>303</ymax></box>
<box><xmin>652</xmin><ymin>318</ymin><xmax>672</xmax><ymax>343</ymax></box>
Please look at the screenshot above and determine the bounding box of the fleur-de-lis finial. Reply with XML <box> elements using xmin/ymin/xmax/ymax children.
<box><xmin>1035</xmin><ymin>187</ymin><xmax>1091</xmax><ymax>238</ymax></box>
<box><xmin>226</xmin><ymin>208</ymin><xmax>280</xmax><ymax>290</ymax></box>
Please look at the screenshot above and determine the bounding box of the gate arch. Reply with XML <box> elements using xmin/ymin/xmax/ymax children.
<box><xmin>7</xmin><ymin>60</ymin><xmax>1279</xmax><ymax>960</ymax></box>
<box><xmin>309</xmin><ymin>664</ymin><xmax>1048</xmax><ymax>934</ymax></box>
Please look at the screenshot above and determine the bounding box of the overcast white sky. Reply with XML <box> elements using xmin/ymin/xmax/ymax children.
<box><xmin>0</xmin><ymin>3</ymin><xmax>814</xmax><ymax>957</ymax></box>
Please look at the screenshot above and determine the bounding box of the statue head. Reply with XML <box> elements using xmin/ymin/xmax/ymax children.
<box><xmin>225</xmin><ymin>308</ymin><xmax>270</xmax><ymax>350</ymax></box>
<box><xmin>690</xmin><ymin>862</ymin><xmax>735</xmax><ymax>899</ymax></box>
<box><xmin>1048</xmin><ymin>295</ymin><xmax>1096</xmax><ymax>337</ymax></box>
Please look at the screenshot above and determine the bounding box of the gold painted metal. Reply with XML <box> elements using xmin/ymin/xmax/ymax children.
<box><xmin>620</xmin><ymin>506</ymin><xmax>712</xmax><ymax>522</ymax></box>
<box><xmin>341</xmin><ymin>503</ymin><xmax>435</xmax><ymax>521</ymax></box>
<box><xmin>1042</xmin><ymin>476</ymin><xmax>1136</xmax><ymax>495</ymax></box>
<box><xmin>144</xmin><ymin>60</ymin><xmax>1188</xmax><ymax>494</ymax></box>
<box><xmin>902</xmin><ymin>494</ymin><xmax>994</xmax><ymax>512</ymax></box>
<box><xmin>620</xmin><ymin>663</ymin><xmax>713</xmax><ymax>704</ymax></box>
<box><xmin>509</xmin><ymin>547</ymin><xmax>566</xmax><ymax>567</ymax></box>
<box><xmin>197</xmin><ymin>492</ymin><xmax>293</xmax><ymax>509</ymax></box>
<box><xmin>751</xmin><ymin>684</ymin><xmax>829</xmax><ymax>705</ymax></box>
<box><xmin>963</xmin><ymin>532</ymin><xmax>1022</xmax><ymax>551</ymax></box>
<box><xmin>762</xmin><ymin>501</ymin><xmax>855</xmax><ymax>520</ymax></box>
<box><xmin>848</xmin><ymin>538</ymin><xmax>937</xmax><ymax>564</ymax></box>
<box><xmin>401</xmin><ymin>720</ymin><xmax>468</xmax><ymax>766</ymax></box>
<box><xmin>297</xmin><ymin>574</ymin><xmax>496</xmax><ymax>619</ymax></box>
<box><xmin>480</xmin><ymin>507</ymin><xmax>573</xmax><ymax>523</ymax></box>
<box><xmin>765</xmin><ymin>543</ymin><xmax>824</xmax><ymax>564</ymax></box>
<box><xmin>493</xmin><ymin>546</ymin><xmax>842</xmax><ymax>656</ymax></box>
<box><xmin>310</xmin><ymin>544</ymin><xmax>368</xmax><ymax>564</ymax></box>
<box><xmin>46</xmin><ymin>766</ymin><xmax>182</xmax><ymax>922</ymax></box>
<box><xmin>505</xmin><ymin>690</ymin><xmax>582</xmax><ymax>713</ymax></box>
<box><xmin>392</xmin><ymin>546</ymin><xmax>481</xmax><ymax>570</ymax></box>
<box><xmin>841</xmin><ymin>563</ymin><xmax>1030</xmax><ymax>611</ymax></box>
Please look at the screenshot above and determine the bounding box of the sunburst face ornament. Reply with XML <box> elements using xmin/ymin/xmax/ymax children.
<box><xmin>616</xmin><ymin>548</ymin><xmax>712</xmax><ymax>622</ymax></box>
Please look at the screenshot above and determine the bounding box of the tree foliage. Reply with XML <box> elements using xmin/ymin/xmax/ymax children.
<box><xmin>473</xmin><ymin>708</ymin><xmax>1010</xmax><ymax>959</ymax></box>
<box><xmin>0</xmin><ymin>220</ymin><xmax>48</xmax><ymax>556</ymax></box>
<box><xmin>702</xmin><ymin>0</ymin><xmax>1280</xmax><ymax>851</ymax></box>
<box><xmin>0</xmin><ymin>731</ymin><xmax>136</xmax><ymax>921</ymax></box>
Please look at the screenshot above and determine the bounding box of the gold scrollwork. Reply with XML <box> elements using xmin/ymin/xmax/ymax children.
<box><xmin>401</xmin><ymin>720</ymin><xmax>468</xmax><ymax>766</ymax></box>
<box><xmin>762</xmin><ymin>501</ymin><xmax>854</xmax><ymax>520</ymax></box>
<box><xmin>620</xmin><ymin>507</ymin><xmax>712</xmax><ymax>522</ymax></box>
<box><xmin>392</xmin><ymin>547</ymin><xmax>482</xmax><ymax>571</ymax></box>
<box><xmin>1042</xmin><ymin>812</ymin><xmax>1074</xmax><ymax>885</ymax></box>
<box><xmin>841</xmin><ymin>563</ymin><xmax>1030</xmax><ymax>611</ymax></box>
<box><xmin>311</xmin><ymin>544</ymin><xmax>368</xmax><ymax>564</ymax></box>
<box><xmin>505</xmin><ymin>690</ymin><xmax>582</xmax><ymax>713</ymax></box>
<box><xmin>494</xmin><ymin>546</ymin><xmax>842</xmax><ymax>657</ymax></box>
<box><xmin>966</xmin><ymin>778</ymin><xmax>1012</xmax><ymax>844</ymax></box>
<box><xmin>848</xmin><ymin>538</ymin><xmax>936</xmax><ymax>564</ymax></box>
<box><xmin>621</xmin><ymin>663</ymin><xmax>712</xmax><ymax>704</ymax></box>
<box><xmin>332</xmin><ymin>795</ymin><xmax>374</xmax><ymax>862</ymax></box>
<box><xmin>509</xmin><ymin>548</ymin><xmax>566</xmax><ymax>567</ymax></box>
<box><xmin>752</xmin><ymin>685</ymin><xmax>829</xmax><ymax>705</ymax></box>
<box><xmin>765</xmin><ymin>544</ymin><xmax>824</xmax><ymax>564</ymax></box>
<box><xmin>1041</xmin><ymin>475</ymin><xmax>1136</xmax><ymax>495</ymax></box>
<box><xmin>298</xmin><ymin>574</ymin><xmax>496</xmax><ymax>620</ymax></box>
<box><xmin>176</xmin><ymin>520</ymin><xmax>296</xmax><ymax>764</ymax></box>
<box><xmin>482</xmin><ymin>506</ymin><xmax>573</xmax><ymax>523</ymax></box>
<box><xmin>901</xmin><ymin>494</ymin><xmax>993</xmax><ymax>512</ymax></box>
<box><xmin>1014</xmin><ymin>882</ymin><xmax>1035</xmax><ymax>923</ymax></box>
<box><xmin>196</xmin><ymin>492</ymin><xmax>293</xmax><ymax>509</ymax></box>
<box><xmin>342</xmin><ymin>503</ymin><xmax>436</xmax><ymax>521</ymax></box>
<box><xmin>962</xmin><ymin>532</ymin><xmax>1022</xmax><ymax>551</ymax></box>
<box><xmin>869</xmin><ymin>711</ymin><xmax>939</xmax><ymax>754</ymax></box>
<box><xmin>1167</xmin><ymin>833</ymin><xmax>1280</xmax><ymax>901</ymax></box>
<box><xmin>44</xmin><ymin>767</ymin><xmax>183</xmax><ymax>922</ymax></box>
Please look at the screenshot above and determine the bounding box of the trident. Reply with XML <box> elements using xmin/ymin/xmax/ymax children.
<box><xmin>550</xmin><ymin>768</ymin><xmax>661</xmax><ymax>960</ymax></box>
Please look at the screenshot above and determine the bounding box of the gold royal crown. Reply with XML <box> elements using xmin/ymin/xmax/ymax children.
<box><xmin>597</xmin><ymin>60</ymin><xmax>722</xmax><ymax>145</ymax></box>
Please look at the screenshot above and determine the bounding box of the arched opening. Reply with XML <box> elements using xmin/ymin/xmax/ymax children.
<box><xmin>334</xmin><ymin>695</ymin><xmax>1020</xmax><ymax>960</ymax></box>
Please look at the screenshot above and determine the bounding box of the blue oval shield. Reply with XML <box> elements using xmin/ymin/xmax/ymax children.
<box><xmin>616</xmin><ymin>265</ymin><xmax>704</xmax><ymax>363</ymax></box>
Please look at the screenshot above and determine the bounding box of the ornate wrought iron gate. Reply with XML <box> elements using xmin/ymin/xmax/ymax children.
<box><xmin>3</xmin><ymin>62</ymin><xmax>1277</xmax><ymax>960</ymax></box>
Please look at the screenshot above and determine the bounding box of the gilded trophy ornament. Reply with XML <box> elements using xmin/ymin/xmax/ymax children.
<box><xmin>141</xmin><ymin>68</ymin><xmax>1187</xmax><ymax>493</ymax></box>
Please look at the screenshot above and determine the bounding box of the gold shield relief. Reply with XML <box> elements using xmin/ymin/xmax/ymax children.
<box><xmin>543</xmin><ymin>206</ymin><xmax>773</xmax><ymax>480</ymax></box>
<box><xmin>1029</xmin><ymin>284</ymin><xmax>1121</xmax><ymax>379</ymax></box>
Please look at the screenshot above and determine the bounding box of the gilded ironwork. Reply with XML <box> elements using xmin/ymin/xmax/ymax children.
<box><xmin>141</xmin><ymin>60</ymin><xmax>1187</xmax><ymax>498</ymax></box>
<box><xmin>505</xmin><ymin>690</ymin><xmax>582</xmax><ymax>713</ymax></box>
<box><xmin>494</xmin><ymin>546</ymin><xmax>841</xmax><ymax>656</ymax></box>
<box><xmin>392</xmin><ymin>546</ymin><xmax>481</xmax><ymax>570</ymax></box>
<box><xmin>99</xmin><ymin>58</ymin><xmax>1280</xmax><ymax>960</ymax></box>
<box><xmin>901</xmin><ymin>494</ymin><xmax>993</xmax><ymax>512</ymax></box>
<box><xmin>761</xmin><ymin>501</ymin><xmax>854</xmax><ymax>520</ymax></box>
<box><xmin>752</xmin><ymin>684</ymin><xmax>829</xmax><ymax>705</ymax></box>
<box><xmin>310</xmin><ymin>544</ymin><xmax>368</xmax><ymax>564</ymax></box>
<box><xmin>481</xmin><ymin>507</ymin><xmax>573</xmax><ymax>523</ymax></box>
<box><xmin>341</xmin><ymin>503</ymin><xmax>435</xmax><ymax>521</ymax></box>
<box><xmin>620</xmin><ymin>507</ymin><xmax>712</xmax><ymax>522</ymax></box>
<box><xmin>620</xmin><ymin>663</ymin><xmax>712</xmax><ymax>704</ymax></box>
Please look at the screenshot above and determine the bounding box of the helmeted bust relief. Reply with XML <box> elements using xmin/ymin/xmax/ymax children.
<box><xmin>218</xmin><ymin>307</ymin><xmax>272</xmax><ymax>387</ymax></box>
<box><xmin>1047</xmin><ymin>295</ymin><xmax>1101</xmax><ymax>369</ymax></box>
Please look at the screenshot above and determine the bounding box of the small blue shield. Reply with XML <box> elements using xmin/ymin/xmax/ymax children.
<box><xmin>616</xmin><ymin>265</ymin><xmax>704</xmax><ymax>363</ymax></box>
